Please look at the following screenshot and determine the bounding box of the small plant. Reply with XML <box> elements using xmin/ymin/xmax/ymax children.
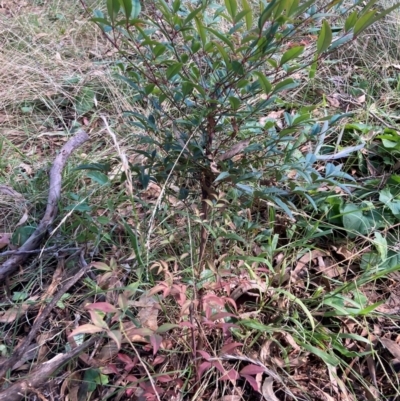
<box><xmin>83</xmin><ymin>0</ymin><xmax>398</xmax><ymax>268</ymax></box>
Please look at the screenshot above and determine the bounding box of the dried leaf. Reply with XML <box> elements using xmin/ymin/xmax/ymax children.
<box><xmin>261</xmin><ymin>376</ymin><xmax>279</xmax><ymax>401</ymax></box>
<box><xmin>216</xmin><ymin>139</ymin><xmax>250</xmax><ymax>162</ymax></box>
<box><xmin>380</xmin><ymin>338</ymin><xmax>400</xmax><ymax>359</ymax></box>
<box><xmin>131</xmin><ymin>293</ymin><xmax>160</xmax><ymax>331</ymax></box>
<box><xmin>0</xmin><ymin>233</ymin><xmax>11</xmax><ymax>250</ymax></box>
<box><xmin>291</xmin><ymin>250</ymin><xmax>326</xmax><ymax>283</ymax></box>
<box><xmin>326</xmin><ymin>95</ymin><xmax>340</xmax><ymax>108</ymax></box>
<box><xmin>0</xmin><ymin>303</ymin><xmax>30</xmax><ymax>323</ymax></box>
<box><xmin>68</xmin><ymin>324</ymin><xmax>105</xmax><ymax>337</ymax></box>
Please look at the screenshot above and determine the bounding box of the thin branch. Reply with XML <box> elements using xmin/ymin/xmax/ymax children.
<box><xmin>0</xmin><ymin>130</ymin><xmax>89</xmax><ymax>280</ymax></box>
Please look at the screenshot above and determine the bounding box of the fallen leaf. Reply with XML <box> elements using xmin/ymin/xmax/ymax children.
<box><xmin>380</xmin><ymin>337</ymin><xmax>400</xmax><ymax>359</ymax></box>
<box><xmin>131</xmin><ymin>293</ymin><xmax>160</xmax><ymax>331</ymax></box>
<box><xmin>0</xmin><ymin>303</ymin><xmax>30</xmax><ymax>323</ymax></box>
<box><xmin>291</xmin><ymin>250</ymin><xmax>326</xmax><ymax>283</ymax></box>
<box><xmin>0</xmin><ymin>233</ymin><xmax>11</xmax><ymax>250</ymax></box>
<box><xmin>261</xmin><ymin>376</ymin><xmax>279</xmax><ymax>401</ymax></box>
<box><xmin>326</xmin><ymin>95</ymin><xmax>340</xmax><ymax>108</ymax></box>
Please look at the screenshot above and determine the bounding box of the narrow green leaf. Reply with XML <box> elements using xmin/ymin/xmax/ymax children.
<box><xmin>206</xmin><ymin>27</ymin><xmax>234</xmax><ymax>51</ymax></box>
<box><xmin>107</xmin><ymin>0</ymin><xmax>120</xmax><ymax>23</ymax></box>
<box><xmin>213</xmin><ymin>42</ymin><xmax>230</xmax><ymax>66</ymax></box>
<box><xmin>119</xmin><ymin>0</ymin><xmax>132</xmax><ymax>18</ymax></box>
<box><xmin>344</xmin><ymin>10</ymin><xmax>358</xmax><ymax>32</ymax></box>
<box><xmin>166</xmin><ymin>62</ymin><xmax>183</xmax><ymax>80</ymax></box>
<box><xmin>258</xmin><ymin>0</ymin><xmax>278</xmax><ymax>30</ymax></box>
<box><xmin>130</xmin><ymin>0</ymin><xmax>141</xmax><ymax>18</ymax></box>
<box><xmin>225</xmin><ymin>0</ymin><xmax>238</xmax><ymax>19</ymax></box>
<box><xmin>303</xmin><ymin>344</ymin><xmax>340</xmax><ymax>366</ymax></box>
<box><xmin>122</xmin><ymin>219</ymin><xmax>144</xmax><ymax>268</ymax></box>
<box><xmin>280</xmin><ymin>46</ymin><xmax>304</xmax><ymax>66</ymax></box>
<box><xmin>194</xmin><ymin>17</ymin><xmax>207</xmax><ymax>47</ymax></box>
<box><xmin>234</xmin><ymin>9</ymin><xmax>250</xmax><ymax>24</ymax></box>
<box><xmin>277</xmin><ymin>289</ymin><xmax>315</xmax><ymax>330</ymax></box>
<box><xmin>353</xmin><ymin>10</ymin><xmax>376</xmax><ymax>36</ymax></box>
<box><xmin>182</xmin><ymin>81</ymin><xmax>194</xmax><ymax>97</ymax></box>
<box><xmin>240</xmin><ymin>0</ymin><xmax>252</xmax><ymax>29</ymax></box>
<box><xmin>184</xmin><ymin>6</ymin><xmax>202</xmax><ymax>25</ymax></box>
<box><xmin>253</xmin><ymin>71</ymin><xmax>272</xmax><ymax>94</ymax></box>
<box><xmin>317</xmin><ymin>20</ymin><xmax>332</xmax><ymax>54</ymax></box>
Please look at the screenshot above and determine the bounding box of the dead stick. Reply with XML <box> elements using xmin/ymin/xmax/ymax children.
<box><xmin>0</xmin><ymin>337</ymin><xmax>97</xmax><ymax>401</ymax></box>
<box><xmin>0</xmin><ymin>256</ymin><xmax>92</xmax><ymax>378</ymax></box>
<box><xmin>0</xmin><ymin>130</ymin><xmax>89</xmax><ymax>280</ymax></box>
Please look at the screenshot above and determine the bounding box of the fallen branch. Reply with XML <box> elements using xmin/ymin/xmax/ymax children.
<box><xmin>0</xmin><ymin>254</ymin><xmax>92</xmax><ymax>378</ymax></box>
<box><xmin>0</xmin><ymin>337</ymin><xmax>97</xmax><ymax>401</ymax></box>
<box><xmin>0</xmin><ymin>130</ymin><xmax>89</xmax><ymax>280</ymax></box>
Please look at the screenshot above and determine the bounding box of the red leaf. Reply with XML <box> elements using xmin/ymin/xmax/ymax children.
<box><xmin>220</xmin><ymin>368</ymin><xmax>240</xmax><ymax>381</ymax></box>
<box><xmin>118</xmin><ymin>353</ymin><xmax>133</xmax><ymax>365</ymax></box>
<box><xmin>150</xmin><ymin>334</ymin><xmax>163</xmax><ymax>356</ymax></box>
<box><xmin>210</xmin><ymin>312</ymin><xmax>237</xmax><ymax>321</ymax></box>
<box><xmin>221</xmin><ymin>342</ymin><xmax>243</xmax><ymax>354</ymax></box>
<box><xmin>240</xmin><ymin>364</ymin><xmax>265</xmax><ymax>376</ymax></box>
<box><xmin>241</xmin><ymin>374</ymin><xmax>261</xmax><ymax>393</ymax></box>
<box><xmin>179</xmin><ymin>321</ymin><xmax>195</xmax><ymax>328</ymax></box>
<box><xmin>198</xmin><ymin>361</ymin><xmax>212</xmax><ymax>379</ymax></box>
<box><xmin>86</xmin><ymin>302</ymin><xmax>118</xmax><ymax>313</ymax></box>
<box><xmin>197</xmin><ymin>350</ymin><xmax>211</xmax><ymax>361</ymax></box>
<box><xmin>211</xmin><ymin>360</ymin><xmax>225</xmax><ymax>374</ymax></box>
<box><xmin>156</xmin><ymin>374</ymin><xmax>173</xmax><ymax>383</ymax></box>
<box><xmin>153</xmin><ymin>355</ymin><xmax>166</xmax><ymax>366</ymax></box>
<box><xmin>126</xmin><ymin>374</ymin><xmax>139</xmax><ymax>383</ymax></box>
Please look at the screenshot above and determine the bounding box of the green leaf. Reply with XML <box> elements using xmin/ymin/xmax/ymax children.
<box><xmin>317</xmin><ymin>20</ymin><xmax>332</xmax><ymax>54</ymax></box>
<box><xmin>280</xmin><ymin>46</ymin><xmax>304</xmax><ymax>66</ymax></box>
<box><xmin>345</xmin><ymin>10</ymin><xmax>358</xmax><ymax>32</ymax></box>
<box><xmin>253</xmin><ymin>71</ymin><xmax>272</xmax><ymax>94</ymax></box>
<box><xmin>234</xmin><ymin>9</ymin><xmax>250</xmax><ymax>24</ymax></box>
<box><xmin>107</xmin><ymin>0</ymin><xmax>120</xmax><ymax>23</ymax></box>
<box><xmin>156</xmin><ymin>323</ymin><xmax>179</xmax><ymax>333</ymax></box>
<box><xmin>353</xmin><ymin>10</ymin><xmax>376</xmax><ymax>36</ymax></box>
<box><xmin>258</xmin><ymin>0</ymin><xmax>278</xmax><ymax>30</ymax></box>
<box><xmin>119</xmin><ymin>0</ymin><xmax>131</xmax><ymax>18</ymax></box>
<box><xmin>122</xmin><ymin>219</ymin><xmax>145</xmax><ymax>269</ymax></box>
<box><xmin>84</xmin><ymin>368</ymin><xmax>101</xmax><ymax>392</ymax></box>
<box><xmin>222</xmin><ymin>232</ymin><xmax>247</xmax><ymax>243</ymax></box>
<box><xmin>272</xmin><ymin>78</ymin><xmax>298</xmax><ymax>94</ymax></box>
<box><xmin>374</xmin><ymin>231</ymin><xmax>387</xmax><ymax>262</ymax></box>
<box><xmin>206</xmin><ymin>27</ymin><xmax>234</xmax><ymax>51</ymax></box>
<box><xmin>240</xmin><ymin>0</ymin><xmax>252</xmax><ymax>29</ymax></box>
<box><xmin>182</xmin><ymin>81</ymin><xmax>194</xmax><ymax>97</ymax></box>
<box><xmin>215</xmin><ymin>171</ymin><xmax>230</xmax><ymax>182</ymax></box>
<box><xmin>213</xmin><ymin>42</ymin><xmax>230</xmax><ymax>66</ymax></box>
<box><xmin>194</xmin><ymin>17</ymin><xmax>207</xmax><ymax>47</ymax></box>
<box><xmin>86</xmin><ymin>171</ymin><xmax>110</xmax><ymax>186</ymax></box>
<box><xmin>239</xmin><ymin>319</ymin><xmax>272</xmax><ymax>332</ymax></box>
<box><xmin>229</xmin><ymin>96</ymin><xmax>241</xmax><ymax>110</ymax></box>
<box><xmin>184</xmin><ymin>7</ymin><xmax>202</xmax><ymax>25</ymax></box>
<box><xmin>166</xmin><ymin>62</ymin><xmax>183</xmax><ymax>80</ymax></box>
<box><xmin>75</xmin><ymin>86</ymin><xmax>95</xmax><ymax>116</ymax></box>
<box><xmin>302</xmin><ymin>344</ymin><xmax>339</xmax><ymax>366</ymax></box>
<box><xmin>225</xmin><ymin>0</ymin><xmax>238</xmax><ymax>19</ymax></box>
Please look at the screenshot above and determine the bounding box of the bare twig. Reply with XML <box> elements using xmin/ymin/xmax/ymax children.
<box><xmin>0</xmin><ymin>130</ymin><xmax>89</xmax><ymax>280</ymax></box>
<box><xmin>0</xmin><ymin>337</ymin><xmax>97</xmax><ymax>401</ymax></box>
<box><xmin>0</xmin><ymin>246</ymin><xmax>79</xmax><ymax>257</ymax></box>
<box><xmin>0</xmin><ymin>255</ymin><xmax>92</xmax><ymax>378</ymax></box>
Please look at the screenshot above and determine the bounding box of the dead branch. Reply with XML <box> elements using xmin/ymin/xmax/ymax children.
<box><xmin>0</xmin><ymin>254</ymin><xmax>92</xmax><ymax>378</ymax></box>
<box><xmin>0</xmin><ymin>130</ymin><xmax>89</xmax><ymax>280</ymax></box>
<box><xmin>0</xmin><ymin>337</ymin><xmax>97</xmax><ymax>401</ymax></box>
